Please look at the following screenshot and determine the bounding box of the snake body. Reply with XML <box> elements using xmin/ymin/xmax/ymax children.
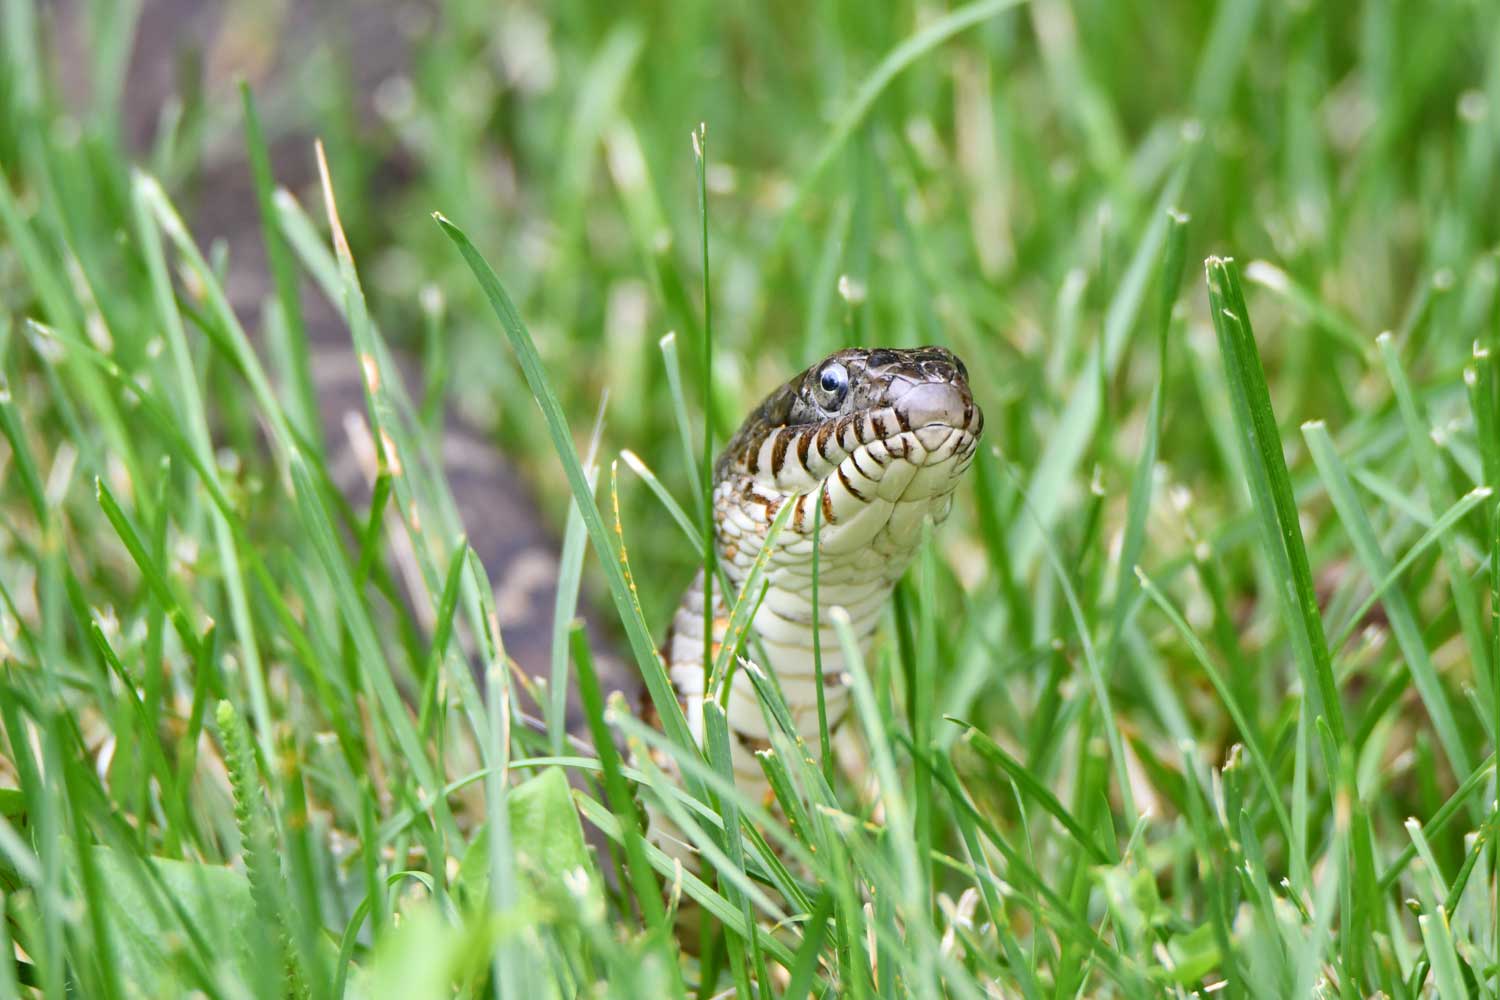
<box><xmin>647</xmin><ymin>346</ymin><xmax>983</xmax><ymax>862</ymax></box>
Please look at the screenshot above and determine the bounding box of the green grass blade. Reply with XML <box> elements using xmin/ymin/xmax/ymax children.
<box><xmin>549</xmin><ymin>402</ymin><xmax>608</xmax><ymax>754</ymax></box>
<box><xmin>621</xmin><ymin>448</ymin><xmax>699</xmax><ymax>548</ymax></box>
<box><xmin>1134</xmin><ymin>568</ymin><xmax>1297</xmax><ymax>859</ymax></box>
<box><xmin>658</xmin><ymin>331</ymin><xmax>704</xmax><ymax>519</ymax></box>
<box><xmin>1303</xmin><ymin>420</ymin><xmax>1471</xmax><ymax>777</ymax></box>
<box><xmin>1204</xmin><ymin>256</ymin><xmax>1345</xmax><ymax>750</ymax></box>
<box><xmin>1378</xmin><ymin>331</ymin><xmax>1494</xmax><ymax>718</ymax></box>
<box><xmin>1417</xmin><ymin>908</ymin><xmax>1467</xmax><ymax>1000</ymax></box>
<box><xmin>703</xmin><ymin>701</ymin><xmax>769</xmax><ymax>995</ymax></box>
<box><xmin>132</xmin><ymin>172</ymin><xmax>275</xmax><ymax>759</ymax></box>
<box><xmin>1105</xmin><ymin>208</ymin><xmax>1188</xmax><ymax>676</ymax></box>
<box><xmin>570</xmin><ymin>624</ymin><xmax>666</xmax><ymax>934</ymax></box>
<box><xmin>1328</xmin><ymin>485</ymin><xmax>1491</xmax><ymax>655</ymax></box>
<box><xmin>239</xmin><ymin>83</ymin><xmax>320</xmax><ymax>450</ymax></box>
<box><xmin>946</xmin><ymin>719</ymin><xmax>1111</xmax><ymax>864</ymax></box>
<box><xmin>436</xmin><ymin>212</ymin><xmax>697</xmax><ymax>757</ymax></box>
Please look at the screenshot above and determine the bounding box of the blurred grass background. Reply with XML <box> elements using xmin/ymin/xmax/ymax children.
<box><xmin>5</xmin><ymin>0</ymin><xmax>1500</xmax><ymax>996</ymax></box>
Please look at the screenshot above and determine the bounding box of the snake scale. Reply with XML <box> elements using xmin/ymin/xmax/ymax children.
<box><xmin>646</xmin><ymin>346</ymin><xmax>983</xmax><ymax>864</ymax></box>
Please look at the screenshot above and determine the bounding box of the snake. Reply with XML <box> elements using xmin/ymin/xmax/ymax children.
<box><xmin>645</xmin><ymin>346</ymin><xmax>983</xmax><ymax>864</ymax></box>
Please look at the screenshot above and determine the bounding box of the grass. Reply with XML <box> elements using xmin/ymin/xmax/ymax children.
<box><xmin>4</xmin><ymin>0</ymin><xmax>1500</xmax><ymax>996</ymax></box>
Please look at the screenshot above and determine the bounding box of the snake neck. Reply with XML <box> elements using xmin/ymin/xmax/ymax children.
<box><xmin>711</xmin><ymin>438</ymin><xmax>967</xmax><ymax>678</ymax></box>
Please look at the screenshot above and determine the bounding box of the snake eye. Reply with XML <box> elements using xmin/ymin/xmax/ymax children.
<box><xmin>814</xmin><ymin>362</ymin><xmax>849</xmax><ymax>409</ymax></box>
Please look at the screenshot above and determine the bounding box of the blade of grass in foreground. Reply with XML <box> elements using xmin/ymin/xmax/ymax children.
<box><xmin>658</xmin><ymin>332</ymin><xmax>704</xmax><ymax>519</ymax></box>
<box><xmin>550</xmin><ymin>400</ymin><xmax>609</xmax><ymax>755</ymax></box>
<box><xmin>703</xmin><ymin>701</ymin><xmax>768</xmax><ymax>997</ymax></box>
<box><xmin>436</xmin><ymin>213</ymin><xmax>696</xmax><ymax>758</ymax></box>
<box><xmin>0</xmin><ymin>891</ymin><xmax>19</xmax><ymax>998</ymax></box>
<box><xmin>609</xmin><ymin>707</ymin><xmax>819</xmax><ymax>881</ymax></box>
<box><xmin>1204</xmin><ymin>256</ymin><xmax>1345</xmax><ymax>755</ymax></box>
<box><xmin>693</xmin><ymin>123</ymin><xmax>718</xmax><ymax>702</ymax></box>
<box><xmin>1418</xmin><ymin>907</ymin><xmax>1467</xmax><ymax>1000</ymax></box>
<box><xmin>830</xmin><ymin>606</ymin><xmax>942</xmax><ymax>997</ymax></box>
<box><xmin>620</xmin><ymin>449</ymin><xmax>698</xmax><ymax>547</ymax></box>
<box><xmin>574</xmin><ymin>793</ymin><xmax>799</xmax><ymax>968</ymax></box>
<box><xmin>133</xmin><ymin>172</ymin><xmax>273</xmax><ymax>763</ymax></box>
<box><xmin>709</xmin><ymin>496</ymin><xmax>795</xmax><ymax>704</ymax></box>
<box><xmin>1377</xmin><ymin>753</ymin><xmax>1496</xmax><ymax>890</ymax></box>
<box><xmin>570</xmin><ymin>626</ymin><xmax>671</xmax><ymax>953</ymax></box>
<box><xmin>484</xmin><ymin>654</ymin><xmax>525</xmax><ymax>1000</ymax></box>
<box><xmin>781</xmin><ymin>894</ymin><xmax>832</xmax><ymax>1000</ymax></box>
<box><xmin>622</xmin><ymin>721</ymin><xmax>788</xmax><ymax>923</ymax></box>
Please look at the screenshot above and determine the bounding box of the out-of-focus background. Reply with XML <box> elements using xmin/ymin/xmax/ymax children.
<box><xmin>6</xmin><ymin>0</ymin><xmax>1500</xmax><ymax>996</ymax></box>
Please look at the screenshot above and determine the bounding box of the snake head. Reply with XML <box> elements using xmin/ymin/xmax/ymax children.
<box><xmin>817</xmin><ymin>346</ymin><xmax>981</xmax><ymax>449</ymax></box>
<box><xmin>718</xmin><ymin>345</ymin><xmax>984</xmax><ymax>512</ymax></box>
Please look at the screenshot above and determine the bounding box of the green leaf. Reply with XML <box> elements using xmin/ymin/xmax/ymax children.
<box><xmin>456</xmin><ymin>767</ymin><xmax>603</xmax><ymax>918</ymax></box>
<box><xmin>1162</xmin><ymin>922</ymin><xmax>1221</xmax><ymax>987</ymax></box>
<box><xmin>362</xmin><ymin>899</ymin><xmax>502</xmax><ymax>1000</ymax></box>
<box><xmin>93</xmin><ymin>848</ymin><xmax>258</xmax><ymax>996</ymax></box>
